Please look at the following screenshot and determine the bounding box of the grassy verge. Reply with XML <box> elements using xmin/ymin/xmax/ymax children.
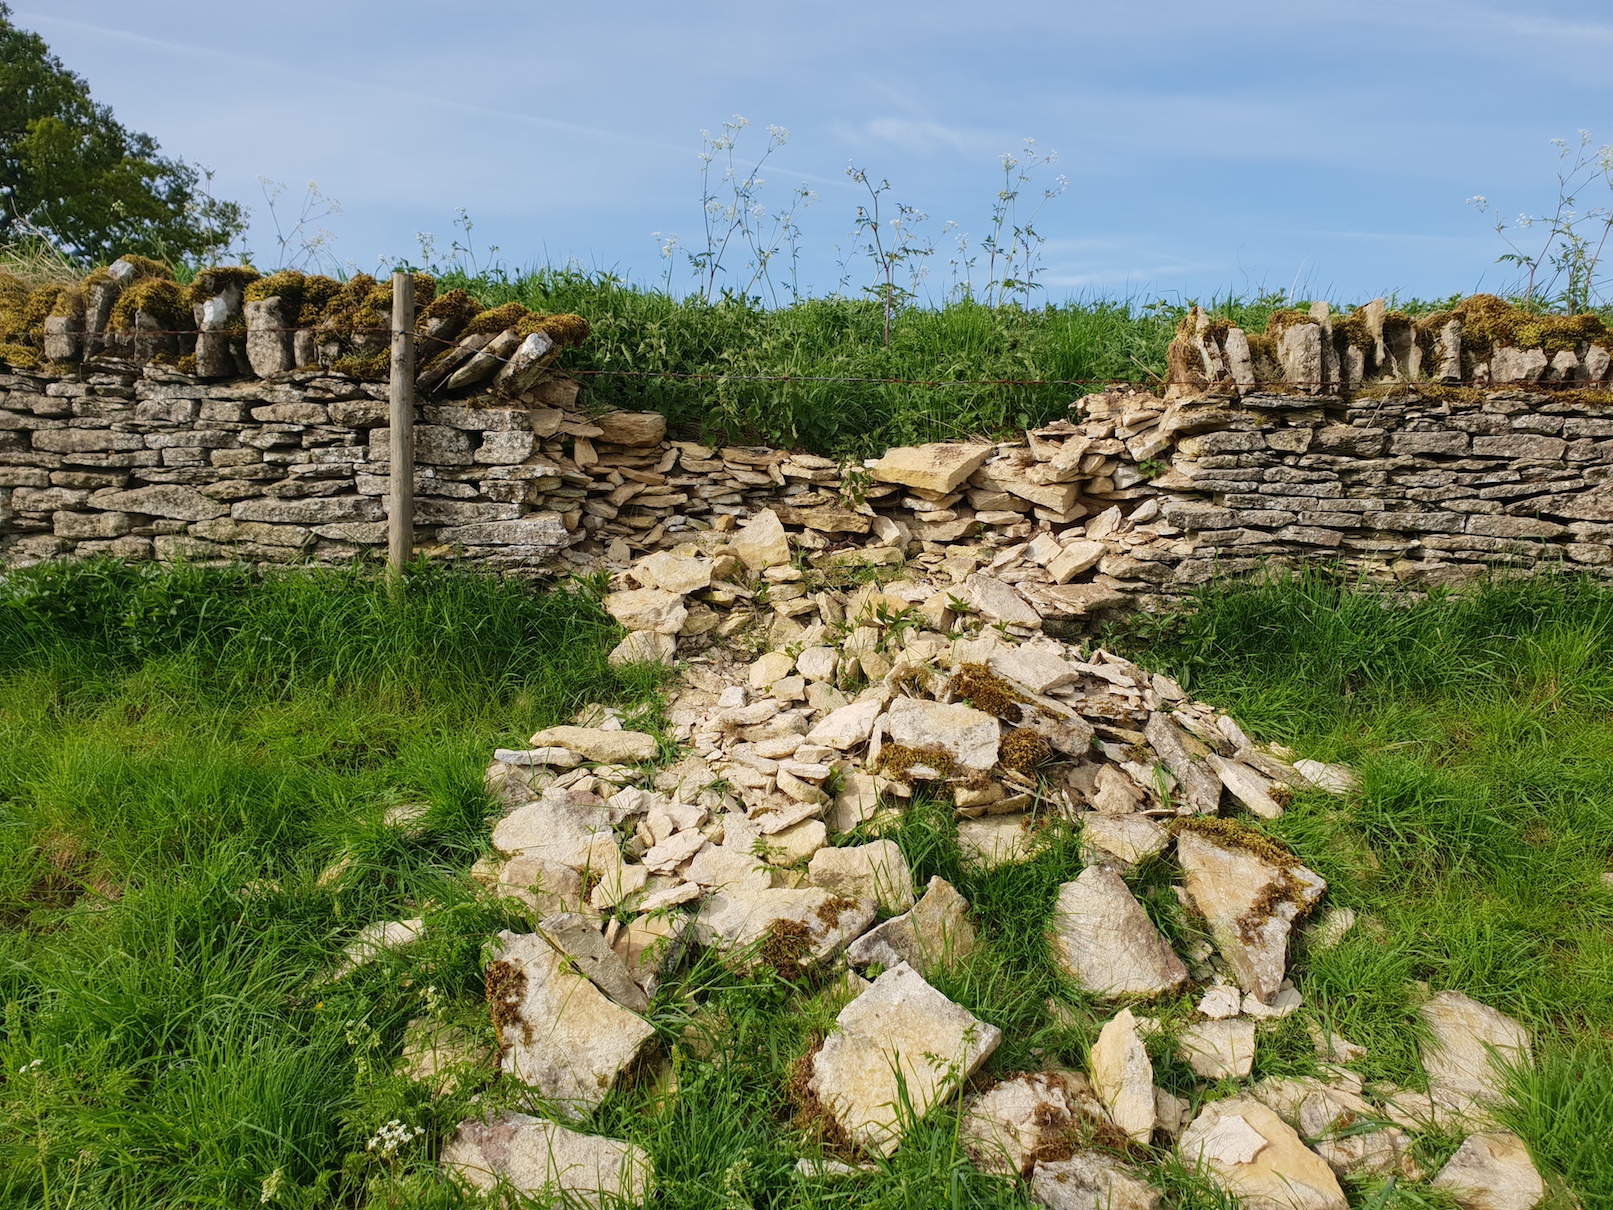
<box><xmin>1115</xmin><ymin>571</ymin><xmax>1613</xmax><ymax>1208</ymax></box>
<box><xmin>0</xmin><ymin>561</ymin><xmax>662</xmax><ymax>1208</ymax></box>
<box><xmin>6</xmin><ymin>562</ymin><xmax>1611</xmax><ymax>1209</ymax></box>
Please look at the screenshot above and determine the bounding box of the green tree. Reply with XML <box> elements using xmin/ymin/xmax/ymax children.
<box><xmin>0</xmin><ymin>3</ymin><xmax>245</xmax><ymax>263</ymax></box>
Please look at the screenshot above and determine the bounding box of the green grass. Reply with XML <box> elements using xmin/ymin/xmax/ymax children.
<box><xmin>6</xmin><ymin>562</ymin><xmax>1612</xmax><ymax>1209</ymax></box>
<box><xmin>1116</xmin><ymin>571</ymin><xmax>1613</xmax><ymax>1209</ymax></box>
<box><xmin>436</xmin><ymin>267</ymin><xmax>1302</xmax><ymax>455</ymax></box>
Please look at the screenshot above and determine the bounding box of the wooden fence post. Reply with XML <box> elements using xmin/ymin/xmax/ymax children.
<box><xmin>388</xmin><ymin>270</ymin><xmax>415</xmax><ymax>577</ymax></box>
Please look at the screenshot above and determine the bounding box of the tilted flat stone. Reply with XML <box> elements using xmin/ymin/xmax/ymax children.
<box><xmin>595</xmin><ymin>409</ymin><xmax>666</xmax><ymax>446</ymax></box>
<box><xmin>808</xmin><ymin>962</ymin><xmax>1002</xmax><ymax>1156</ymax></box>
<box><xmin>1206</xmin><ymin>753</ymin><xmax>1285</xmax><ymax>819</ymax></box>
<box><xmin>609</xmin><ymin>630</ymin><xmax>677</xmax><ymax>667</ymax></box>
<box><xmin>846</xmin><ymin>875</ymin><xmax>976</xmax><ymax>976</ymax></box>
<box><xmin>492</xmin><ymin>854</ymin><xmax>586</xmax><ymax>915</ymax></box>
<box><xmin>871</xmin><ymin>443</ymin><xmax>994</xmax><ymax>494</ymax></box>
<box><xmin>491</xmin><ymin>796</ymin><xmax>618</xmax><ymax>870</ymax></box>
<box><xmin>964</xmin><ymin>572</ymin><xmax>1042</xmax><ymax>628</ymax></box>
<box><xmin>1419</xmin><ymin>991</ymin><xmax>1532</xmax><ymax>1126</ymax></box>
<box><xmin>1178</xmin><ymin>1097</ymin><xmax>1347</xmax><ymax>1210</ymax></box>
<box><xmin>693</xmin><ymin>886</ymin><xmax>875</xmax><ymax>970</ymax></box>
<box><xmin>806</xmin><ymin>698</ymin><xmax>884</xmax><ymax>750</ymax></box>
<box><xmin>1176</xmin><ymin>828</ymin><xmax>1326</xmax><ymax>1003</ymax></box>
<box><xmin>1031</xmin><ymin>1152</ymin><xmax>1160</xmax><ymax>1210</ymax></box>
<box><xmin>887</xmin><ymin>696</ymin><xmax>1001</xmax><ymax>772</ymax></box>
<box><xmin>486</xmin><ymin>931</ymin><xmax>655</xmax><ymax>1118</ymax></box>
<box><xmin>537</xmin><ymin>912</ymin><xmax>650</xmax><ymax>1013</ymax></box>
<box><xmin>1049</xmin><ymin>866</ymin><xmax>1188</xmax><ymax>998</ymax></box>
<box><xmin>1090</xmin><ymin>1009</ymin><xmax>1155</xmax><ymax>1142</ymax></box>
<box><xmin>807</xmin><ymin>839</ymin><xmax>915</xmax><ymax>912</ymax></box>
<box><xmin>1144</xmin><ymin>712</ymin><xmax>1222</xmax><ymax>813</ymax></box>
<box><xmin>987</xmin><ymin>644</ymin><xmax>1079</xmax><ymax>694</ymax></box>
<box><xmin>442</xmin><ymin>1110</ymin><xmax>653</xmax><ymax>1208</ymax></box>
<box><xmin>1081</xmin><ymin>814</ymin><xmax>1169</xmax><ymax>869</ymax></box>
<box><xmin>731</xmin><ymin>507</ymin><xmax>791</xmax><ymax>569</ymax></box>
<box><xmin>527</xmin><ymin>725</ymin><xmax>659</xmax><ymax>763</ymax></box>
<box><xmin>961</xmin><ymin>1071</ymin><xmax>1104</xmax><ymax>1178</ymax></box>
<box><xmin>1431</xmin><ymin>1132</ymin><xmax>1544</xmax><ymax>1210</ymax></box>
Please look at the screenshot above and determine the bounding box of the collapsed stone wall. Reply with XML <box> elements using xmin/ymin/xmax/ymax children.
<box><xmin>5</xmin><ymin>358</ymin><xmax>1613</xmax><ymax>611</ymax></box>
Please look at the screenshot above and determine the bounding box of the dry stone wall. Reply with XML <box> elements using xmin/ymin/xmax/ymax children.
<box><xmin>5</xmin><ymin>366</ymin><xmax>1613</xmax><ymax>605</ymax></box>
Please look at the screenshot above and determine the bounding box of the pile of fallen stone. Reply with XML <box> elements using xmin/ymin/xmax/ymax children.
<box><xmin>355</xmin><ymin>513</ymin><xmax>1549</xmax><ymax>1209</ymax></box>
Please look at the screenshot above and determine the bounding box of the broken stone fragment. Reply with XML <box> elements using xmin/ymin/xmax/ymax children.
<box><xmin>807</xmin><ymin>839</ymin><xmax>915</xmax><ymax>912</ymax></box>
<box><xmin>1031</xmin><ymin>1152</ymin><xmax>1161</xmax><ymax>1210</ymax></box>
<box><xmin>1431</xmin><ymin>1132</ymin><xmax>1544</xmax><ymax>1210</ymax></box>
<box><xmin>1206</xmin><ymin>753</ymin><xmax>1285</xmax><ymax>820</ymax></box>
<box><xmin>609</xmin><ymin>630</ymin><xmax>676</xmax><ymax>668</ymax></box>
<box><xmin>845</xmin><ymin>875</ymin><xmax>976</xmax><ymax>976</ymax></box>
<box><xmin>1048</xmin><ymin>866</ymin><xmax>1188</xmax><ymax>998</ymax></box>
<box><xmin>805</xmin><ymin>698</ymin><xmax>883</xmax><ymax>751</ymax></box>
<box><xmin>492</xmin><ymin>854</ymin><xmax>586</xmax><ymax>916</ymax></box>
<box><xmin>611</xmin><ymin>913</ymin><xmax>689</xmax><ymax>998</ymax></box>
<box><xmin>1313</xmin><ymin>1128</ymin><xmax>1423</xmax><ymax>1183</ymax></box>
<box><xmin>441</xmin><ymin>1111</ymin><xmax>654</xmax><ymax>1208</ymax></box>
<box><xmin>964</xmin><ymin>572</ymin><xmax>1043</xmax><ymax>628</ymax></box>
<box><xmin>1090</xmin><ymin>1008</ymin><xmax>1155</xmax><ymax>1142</ymax></box>
<box><xmin>1419</xmin><ymin>990</ymin><xmax>1532</xmax><ymax>1127</ymax></box>
<box><xmin>1081</xmin><ymin>814</ymin><xmax>1169</xmax><ymax>869</ymax></box>
<box><xmin>693</xmin><ymin>886</ymin><xmax>875</xmax><ymax>971</ymax></box>
<box><xmin>807</xmin><ymin>962</ymin><xmax>1002</xmax><ymax>1156</ymax></box>
<box><xmin>486</xmin><ymin>931</ymin><xmax>656</xmax><ymax>1119</ymax></box>
<box><xmin>1178</xmin><ymin>1018</ymin><xmax>1257</xmax><ymax>1079</ymax></box>
<box><xmin>527</xmin><ymin>725</ymin><xmax>659</xmax><ymax>763</ymax></box>
<box><xmin>1176</xmin><ymin>828</ymin><xmax>1326</xmax><ymax>1004</ymax></box>
<box><xmin>633</xmin><ymin>550</ymin><xmax>712</xmax><ymax>594</ymax></box>
<box><xmin>398</xmin><ymin>1016</ymin><xmax>488</xmax><ymax>1097</ymax></box>
<box><xmin>537</xmin><ymin>912</ymin><xmax>650</xmax><ymax>1013</ymax></box>
<box><xmin>1177</xmin><ymin>1097</ymin><xmax>1347</xmax><ymax>1210</ymax></box>
<box><xmin>491</xmin><ymin>796</ymin><xmax>618</xmax><ymax>871</ymax></box>
<box><xmin>1294</xmin><ymin>759</ymin><xmax>1356</xmax><ymax>794</ymax></box>
<box><xmin>956</xmin><ymin>814</ymin><xmax>1040</xmax><ymax>868</ymax></box>
<box><xmin>961</xmin><ymin>1071</ymin><xmax>1103</xmax><ymax>1178</ymax></box>
<box><xmin>334</xmin><ymin>918</ymin><xmax>423</xmax><ymax>977</ymax></box>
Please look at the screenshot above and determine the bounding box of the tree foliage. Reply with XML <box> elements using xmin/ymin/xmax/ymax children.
<box><xmin>0</xmin><ymin>4</ymin><xmax>245</xmax><ymax>263</ymax></box>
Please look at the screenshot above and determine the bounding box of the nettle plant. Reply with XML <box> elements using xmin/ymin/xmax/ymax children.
<box><xmin>1470</xmin><ymin>130</ymin><xmax>1613</xmax><ymax>314</ymax></box>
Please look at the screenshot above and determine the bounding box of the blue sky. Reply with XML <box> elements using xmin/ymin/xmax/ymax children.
<box><xmin>18</xmin><ymin>1</ymin><xmax>1613</xmax><ymax>304</ymax></box>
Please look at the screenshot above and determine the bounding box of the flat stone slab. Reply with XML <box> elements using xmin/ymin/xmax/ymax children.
<box><xmin>1179</xmin><ymin>1018</ymin><xmax>1257</xmax><ymax>1079</ymax></box>
<box><xmin>442</xmin><ymin>1110</ymin><xmax>653</xmax><ymax>1207</ymax></box>
<box><xmin>808</xmin><ymin>962</ymin><xmax>1002</xmax><ymax>1156</ymax></box>
<box><xmin>1031</xmin><ymin>1152</ymin><xmax>1160</xmax><ymax>1210</ymax></box>
<box><xmin>1091</xmin><ymin>1009</ymin><xmax>1155</xmax><ymax>1142</ymax></box>
<box><xmin>1049</xmin><ymin>866</ymin><xmax>1188</xmax><ymax>998</ymax></box>
<box><xmin>693</xmin><ymin>886</ymin><xmax>875</xmax><ymax>971</ymax></box>
<box><xmin>961</xmin><ymin>1071</ymin><xmax>1103</xmax><ymax>1178</ymax></box>
<box><xmin>528</xmin><ymin>725</ymin><xmax>659</xmax><ymax>763</ymax></box>
<box><xmin>887</xmin><ymin>696</ymin><xmax>1001</xmax><ymax>773</ymax></box>
<box><xmin>486</xmin><ymin>931</ymin><xmax>655</xmax><ymax>1119</ymax></box>
<box><xmin>807</xmin><ymin>839</ymin><xmax>915</xmax><ymax>912</ymax></box>
<box><xmin>871</xmin><ymin>443</ymin><xmax>994</xmax><ymax>494</ymax></box>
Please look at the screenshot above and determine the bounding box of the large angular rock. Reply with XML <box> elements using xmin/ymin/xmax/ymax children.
<box><xmin>988</xmin><ymin>644</ymin><xmax>1079</xmax><ymax>694</ymax></box>
<box><xmin>1090</xmin><ymin>1009</ymin><xmax>1155</xmax><ymax>1142</ymax></box>
<box><xmin>871</xmin><ymin>443</ymin><xmax>994</xmax><ymax>494</ymax></box>
<box><xmin>846</xmin><ymin>875</ymin><xmax>976</xmax><ymax>975</ymax></box>
<box><xmin>1176</xmin><ymin>828</ymin><xmax>1326</xmax><ymax>1003</ymax></box>
<box><xmin>731</xmin><ymin>507</ymin><xmax>791</xmax><ymax>569</ymax></box>
<box><xmin>442</xmin><ymin>1111</ymin><xmax>653</xmax><ymax>1208</ymax></box>
<box><xmin>807</xmin><ymin>962</ymin><xmax>1002</xmax><ymax>1156</ymax></box>
<box><xmin>527</xmin><ymin>725</ymin><xmax>659</xmax><ymax>764</ymax></box>
<box><xmin>605</xmin><ymin>588</ymin><xmax>688</xmax><ymax>636</ymax></box>
<box><xmin>694</xmin><ymin>886</ymin><xmax>875</xmax><ymax>971</ymax></box>
<box><xmin>1049</xmin><ymin>866</ymin><xmax>1188</xmax><ymax>998</ymax></box>
<box><xmin>1178</xmin><ymin>1097</ymin><xmax>1347</xmax><ymax>1210</ymax></box>
<box><xmin>1032</xmin><ymin>1152</ymin><xmax>1160</xmax><ymax>1210</ymax></box>
<box><xmin>887</xmin><ymin>696</ymin><xmax>1001</xmax><ymax>773</ymax></box>
<box><xmin>962</xmin><ymin>1071</ymin><xmax>1104</xmax><ymax>1178</ymax></box>
<box><xmin>1419</xmin><ymin>991</ymin><xmax>1532</xmax><ymax>1125</ymax></box>
<box><xmin>492</xmin><ymin>854</ymin><xmax>586</xmax><ymax>915</ymax></box>
<box><xmin>1206</xmin><ymin>753</ymin><xmax>1285</xmax><ymax>820</ymax></box>
<box><xmin>596</xmin><ymin>410</ymin><xmax>667</xmax><ymax>446</ymax></box>
<box><xmin>808</xmin><ymin>839</ymin><xmax>915</xmax><ymax>912</ymax></box>
<box><xmin>244</xmin><ymin>296</ymin><xmax>295</xmax><ymax>376</ymax></box>
<box><xmin>1081</xmin><ymin>814</ymin><xmax>1169</xmax><ymax>869</ymax></box>
<box><xmin>1431</xmin><ymin>1133</ymin><xmax>1543</xmax><ymax>1210</ymax></box>
<box><xmin>485</xmin><ymin>931</ymin><xmax>656</xmax><ymax>1118</ymax></box>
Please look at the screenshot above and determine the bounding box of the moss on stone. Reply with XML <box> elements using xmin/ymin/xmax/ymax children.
<box><xmin>463</xmin><ymin>301</ymin><xmax>528</xmax><ymax>338</ymax></box>
<box><xmin>1173</xmin><ymin>815</ymin><xmax>1300</xmax><ymax>867</ymax></box>
<box><xmin>296</xmin><ymin>275</ymin><xmax>342</xmax><ymax>326</ymax></box>
<box><xmin>186</xmin><ymin>265</ymin><xmax>261</xmax><ymax>305</ymax></box>
<box><xmin>950</xmin><ymin>663</ymin><xmax>1026</xmax><ymax>723</ymax></box>
<box><xmin>1265</xmin><ymin>309</ymin><xmax>1320</xmax><ymax>338</ymax></box>
<box><xmin>999</xmin><ymin>728</ymin><xmax>1051</xmax><ymax>776</ymax></box>
<box><xmin>243</xmin><ymin>269</ymin><xmax>306</xmax><ymax>313</ymax></box>
<box><xmin>332</xmin><ymin>350</ymin><xmax>390</xmax><ymax>380</ymax></box>
<box><xmin>0</xmin><ymin>273</ymin><xmax>30</xmax><ymax>337</ymax></box>
<box><xmin>0</xmin><ymin>342</ymin><xmax>39</xmax><ymax>369</ymax></box>
<box><xmin>875</xmin><ymin>742</ymin><xmax>956</xmax><ymax>781</ymax></box>
<box><xmin>109</xmin><ymin>279</ymin><xmax>191</xmax><ymax>331</ymax></box>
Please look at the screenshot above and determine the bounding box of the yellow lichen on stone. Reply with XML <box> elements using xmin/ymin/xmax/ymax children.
<box><xmin>109</xmin><ymin>279</ymin><xmax>191</xmax><ymax>331</ymax></box>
